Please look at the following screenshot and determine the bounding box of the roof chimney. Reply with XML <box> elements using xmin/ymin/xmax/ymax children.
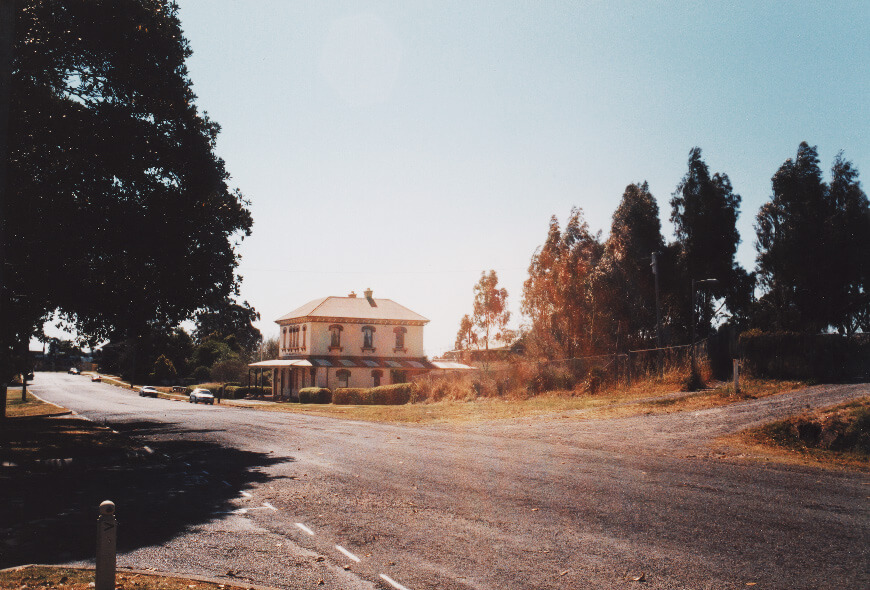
<box><xmin>348</xmin><ymin>291</ymin><xmax>357</xmax><ymax>298</ymax></box>
<box><xmin>364</xmin><ymin>288</ymin><xmax>375</xmax><ymax>306</ymax></box>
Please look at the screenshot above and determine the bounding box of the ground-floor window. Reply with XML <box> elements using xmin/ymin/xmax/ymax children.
<box><xmin>372</xmin><ymin>369</ymin><xmax>382</xmax><ymax>387</ymax></box>
<box><xmin>390</xmin><ymin>369</ymin><xmax>407</xmax><ymax>384</ymax></box>
<box><xmin>337</xmin><ymin>369</ymin><xmax>350</xmax><ymax>388</ymax></box>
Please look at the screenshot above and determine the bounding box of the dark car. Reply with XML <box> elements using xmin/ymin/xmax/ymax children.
<box><xmin>138</xmin><ymin>386</ymin><xmax>159</xmax><ymax>398</ymax></box>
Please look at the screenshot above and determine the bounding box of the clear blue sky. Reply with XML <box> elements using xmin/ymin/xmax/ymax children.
<box><xmin>164</xmin><ymin>0</ymin><xmax>868</xmax><ymax>355</ymax></box>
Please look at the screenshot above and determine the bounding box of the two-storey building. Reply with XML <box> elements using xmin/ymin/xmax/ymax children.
<box><xmin>250</xmin><ymin>289</ymin><xmax>441</xmax><ymax>399</ymax></box>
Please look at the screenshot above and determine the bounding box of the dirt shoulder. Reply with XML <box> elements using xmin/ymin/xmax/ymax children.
<box><xmin>722</xmin><ymin>395</ymin><xmax>870</xmax><ymax>472</ymax></box>
<box><xmin>0</xmin><ymin>565</ymin><xmax>278</xmax><ymax>590</ymax></box>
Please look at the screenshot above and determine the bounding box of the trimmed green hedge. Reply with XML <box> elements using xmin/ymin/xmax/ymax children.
<box><xmin>332</xmin><ymin>383</ymin><xmax>415</xmax><ymax>405</ymax></box>
<box><xmin>299</xmin><ymin>387</ymin><xmax>332</xmax><ymax>404</ymax></box>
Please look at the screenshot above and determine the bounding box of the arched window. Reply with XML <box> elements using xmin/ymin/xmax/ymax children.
<box><xmin>362</xmin><ymin>325</ymin><xmax>376</xmax><ymax>351</ymax></box>
<box><xmin>336</xmin><ymin>369</ymin><xmax>350</xmax><ymax>388</ymax></box>
<box><xmin>329</xmin><ymin>324</ymin><xmax>343</xmax><ymax>351</ymax></box>
<box><xmin>393</xmin><ymin>326</ymin><xmax>407</xmax><ymax>352</ymax></box>
<box><xmin>371</xmin><ymin>369</ymin><xmax>382</xmax><ymax>387</ymax></box>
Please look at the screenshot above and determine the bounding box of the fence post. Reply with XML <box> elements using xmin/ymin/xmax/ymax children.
<box><xmin>95</xmin><ymin>501</ymin><xmax>117</xmax><ymax>590</ymax></box>
<box><xmin>627</xmin><ymin>352</ymin><xmax>632</xmax><ymax>387</ymax></box>
<box><xmin>733</xmin><ymin>359</ymin><xmax>739</xmax><ymax>395</ymax></box>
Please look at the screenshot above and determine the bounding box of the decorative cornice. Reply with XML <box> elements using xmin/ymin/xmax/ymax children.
<box><xmin>276</xmin><ymin>316</ymin><xmax>427</xmax><ymax>327</ymax></box>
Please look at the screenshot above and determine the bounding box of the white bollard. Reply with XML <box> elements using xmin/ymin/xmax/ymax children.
<box><xmin>733</xmin><ymin>359</ymin><xmax>740</xmax><ymax>395</ymax></box>
<box><xmin>95</xmin><ymin>501</ymin><xmax>117</xmax><ymax>590</ymax></box>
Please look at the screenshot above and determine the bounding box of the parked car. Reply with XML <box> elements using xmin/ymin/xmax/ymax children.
<box><xmin>189</xmin><ymin>388</ymin><xmax>215</xmax><ymax>405</ymax></box>
<box><xmin>138</xmin><ymin>386</ymin><xmax>159</xmax><ymax>398</ymax></box>
<box><xmin>91</xmin><ymin>374</ymin><xmax>102</xmax><ymax>382</ymax></box>
<box><xmin>68</xmin><ymin>367</ymin><xmax>79</xmax><ymax>375</ymax></box>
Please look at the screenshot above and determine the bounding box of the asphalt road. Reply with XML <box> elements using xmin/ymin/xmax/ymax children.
<box><xmin>15</xmin><ymin>373</ymin><xmax>870</xmax><ymax>590</ymax></box>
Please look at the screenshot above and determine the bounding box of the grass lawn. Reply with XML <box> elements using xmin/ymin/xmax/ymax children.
<box><xmin>250</xmin><ymin>377</ymin><xmax>806</xmax><ymax>424</ymax></box>
<box><xmin>0</xmin><ymin>566</ymin><xmax>257</xmax><ymax>590</ymax></box>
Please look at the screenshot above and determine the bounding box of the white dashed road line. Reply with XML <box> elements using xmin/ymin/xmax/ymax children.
<box><xmin>379</xmin><ymin>574</ymin><xmax>411</xmax><ymax>590</ymax></box>
<box><xmin>335</xmin><ymin>545</ymin><xmax>361</xmax><ymax>563</ymax></box>
<box><xmin>295</xmin><ymin>522</ymin><xmax>315</xmax><ymax>536</ymax></box>
<box><xmin>262</xmin><ymin>501</ymin><xmax>277</xmax><ymax>511</ymax></box>
<box><xmin>240</xmin><ymin>491</ymin><xmax>253</xmax><ymax>499</ymax></box>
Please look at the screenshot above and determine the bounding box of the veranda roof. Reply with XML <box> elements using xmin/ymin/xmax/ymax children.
<box><xmin>248</xmin><ymin>359</ymin><xmax>313</xmax><ymax>368</ymax></box>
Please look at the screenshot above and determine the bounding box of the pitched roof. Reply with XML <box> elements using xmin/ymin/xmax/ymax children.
<box><xmin>276</xmin><ymin>296</ymin><xmax>429</xmax><ymax>324</ymax></box>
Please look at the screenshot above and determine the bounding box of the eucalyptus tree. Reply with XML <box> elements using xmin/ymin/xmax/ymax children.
<box><xmin>755</xmin><ymin>143</ymin><xmax>869</xmax><ymax>334</ymax></box>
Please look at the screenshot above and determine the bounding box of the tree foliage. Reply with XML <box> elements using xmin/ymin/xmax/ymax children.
<box><xmin>592</xmin><ymin>182</ymin><xmax>665</xmax><ymax>349</ymax></box>
<box><xmin>2</xmin><ymin>0</ymin><xmax>253</xmax><ymax>380</ymax></box>
<box><xmin>522</xmin><ymin>209</ymin><xmax>603</xmax><ymax>357</ymax></box>
<box><xmin>194</xmin><ymin>299</ymin><xmax>262</xmax><ymax>355</ymax></box>
<box><xmin>755</xmin><ymin>143</ymin><xmax>870</xmax><ymax>334</ymax></box>
<box><xmin>670</xmin><ymin>148</ymin><xmax>750</xmax><ymax>338</ymax></box>
<box><xmin>454</xmin><ymin>314</ymin><xmax>477</xmax><ymax>350</ymax></box>
<box><xmin>471</xmin><ymin>270</ymin><xmax>510</xmax><ymax>350</ymax></box>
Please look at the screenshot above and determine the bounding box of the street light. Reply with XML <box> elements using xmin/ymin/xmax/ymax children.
<box><xmin>690</xmin><ymin>278</ymin><xmax>719</xmax><ymax>378</ymax></box>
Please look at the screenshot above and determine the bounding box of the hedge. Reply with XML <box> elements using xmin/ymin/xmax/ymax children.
<box><xmin>332</xmin><ymin>383</ymin><xmax>415</xmax><ymax>405</ymax></box>
<box><xmin>299</xmin><ymin>387</ymin><xmax>332</xmax><ymax>404</ymax></box>
<box><xmin>740</xmin><ymin>330</ymin><xmax>870</xmax><ymax>382</ymax></box>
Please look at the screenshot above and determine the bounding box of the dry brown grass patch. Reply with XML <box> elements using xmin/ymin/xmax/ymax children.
<box><xmin>0</xmin><ymin>566</ymin><xmax>255</xmax><ymax>590</ymax></box>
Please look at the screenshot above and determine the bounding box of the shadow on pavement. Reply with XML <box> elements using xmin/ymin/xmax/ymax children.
<box><xmin>0</xmin><ymin>419</ymin><xmax>291</xmax><ymax>568</ymax></box>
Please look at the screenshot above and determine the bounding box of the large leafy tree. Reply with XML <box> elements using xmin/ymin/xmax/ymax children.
<box><xmin>592</xmin><ymin>182</ymin><xmax>665</xmax><ymax>349</ymax></box>
<box><xmin>755</xmin><ymin>143</ymin><xmax>870</xmax><ymax>334</ymax></box>
<box><xmin>1</xmin><ymin>0</ymin><xmax>252</xmax><ymax>382</ymax></box>
<box><xmin>670</xmin><ymin>148</ymin><xmax>750</xmax><ymax>339</ymax></box>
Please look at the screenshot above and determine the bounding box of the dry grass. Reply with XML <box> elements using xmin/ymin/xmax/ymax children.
<box><xmin>0</xmin><ymin>566</ymin><xmax>251</xmax><ymax>590</ymax></box>
<box><xmin>252</xmin><ymin>375</ymin><xmax>806</xmax><ymax>424</ymax></box>
<box><xmin>4</xmin><ymin>390</ymin><xmax>67</xmax><ymax>417</ymax></box>
<box><xmin>729</xmin><ymin>396</ymin><xmax>870</xmax><ymax>471</ymax></box>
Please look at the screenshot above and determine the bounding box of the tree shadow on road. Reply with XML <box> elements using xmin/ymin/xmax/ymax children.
<box><xmin>0</xmin><ymin>419</ymin><xmax>292</xmax><ymax>568</ymax></box>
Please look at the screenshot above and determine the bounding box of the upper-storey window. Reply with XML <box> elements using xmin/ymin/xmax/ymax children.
<box><xmin>362</xmin><ymin>326</ymin><xmax>375</xmax><ymax>351</ymax></box>
<box><xmin>302</xmin><ymin>325</ymin><xmax>306</xmax><ymax>349</ymax></box>
<box><xmin>329</xmin><ymin>324</ymin><xmax>343</xmax><ymax>351</ymax></box>
<box><xmin>393</xmin><ymin>326</ymin><xmax>407</xmax><ymax>352</ymax></box>
<box><xmin>282</xmin><ymin>326</ymin><xmax>288</xmax><ymax>349</ymax></box>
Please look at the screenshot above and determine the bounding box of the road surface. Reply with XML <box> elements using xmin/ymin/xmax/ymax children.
<box><xmin>8</xmin><ymin>373</ymin><xmax>869</xmax><ymax>590</ymax></box>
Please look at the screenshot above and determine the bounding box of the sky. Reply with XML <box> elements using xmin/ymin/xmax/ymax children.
<box><xmin>128</xmin><ymin>1</ymin><xmax>869</xmax><ymax>355</ymax></box>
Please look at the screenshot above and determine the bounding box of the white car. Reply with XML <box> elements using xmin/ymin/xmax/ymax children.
<box><xmin>138</xmin><ymin>386</ymin><xmax>159</xmax><ymax>398</ymax></box>
<box><xmin>189</xmin><ymin>388</ymin><xmax>215</xmax><ymax>405</ymax></box>
<box><xmin>91</xmin><ymin>374</ymin><xmax>102</xmax><ymax>382</ymax></box>
<box><xmin>68</xmin><ymin>367</ymin><xmax>79</xmax><ymax>375</ymax></box>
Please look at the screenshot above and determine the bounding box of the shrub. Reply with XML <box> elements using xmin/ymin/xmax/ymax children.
<box><xmin>235</xmin><ymin>386</ymin><xmax>270</xmax><ymax>398</ymax></box>
<box><xmin>299</xmin><ymin>387</ymin><xmax>332</xmax><ymax>404</ymax></box>
<box><xmin>740</xmin><ymin>331</ymin><xmax>870</xmax><ymax>382</ymax></box>
<box><xmin>332</xmin><ymin>388</ymin><xmax>366</xmax><ymax>405</ymax></box>
<box><xmin>585</xmin><ymin>366</ymin><xmax>607</xmax><ymax>394</ymax></box>
<box><xmin>526</xmin><ymin>363</ymin><xmax>576</xmax><ymax>394</ymax></box>
<box><xmin>332</xmin><ymin>383</ymin><xmax>414</xmax><ymax>405</ymax></box>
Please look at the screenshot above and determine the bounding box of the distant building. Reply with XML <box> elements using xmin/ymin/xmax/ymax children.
<box><xmin>249</xmin><ymin>289</ymin><xmax>467</xmax><ymax>399</ymax></box>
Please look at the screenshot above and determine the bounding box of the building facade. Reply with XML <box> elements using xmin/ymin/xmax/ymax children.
<box><xmin>252</xmin><ymin>289</ymin><xmax>438</xmax><ymax>399</ymax></box>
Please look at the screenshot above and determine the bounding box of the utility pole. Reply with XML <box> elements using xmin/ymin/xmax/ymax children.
<box><xmin>651</xmin><ymin>252</ymin><xmax>663</xmax><ymax>377</ymax></box>
<box><xmin>0</xmin><ymin>0</ymin><xmax>15</xmax><ymax>419</ymax></box>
